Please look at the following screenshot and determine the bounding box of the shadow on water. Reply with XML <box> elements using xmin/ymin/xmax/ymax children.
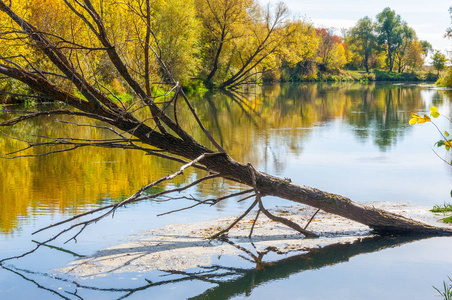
<box><xmin>189</xmin><ymin>235</ymin><xmax>428</xmax><ymax>299</ymax></box>
<box><xmin>1</xmin><ymin>235</ymin><xmax>430</xmax><ymax>299</ymax></box>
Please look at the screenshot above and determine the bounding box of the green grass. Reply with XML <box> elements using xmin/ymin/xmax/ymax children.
<box><xmin>284</xmin><ymin>69</ymin><xmax>437</xmax><ymax>83</ymax></box>
<box><xmin>373</xmin><ymin>70</ymin><xmax>435</xmax><ymax>81</ymax></box>
<box><xmin>430</xmin><ymin>203</ymin><xmax>452</xmax><ymax>224</ymax></box>
<box><xmin>434</xmin><ymin>277</ymin><xmax>452</xmax><ymax>300</ymax></box>
<box><xmin>442</xmin><ymin>216</ymin><xmax>452</xmax><ymax>223</ymax></box>
<box><xmin>430</xmin><ymin>203</ymin><xmax>452</xmax><ymax>213</ymax></box>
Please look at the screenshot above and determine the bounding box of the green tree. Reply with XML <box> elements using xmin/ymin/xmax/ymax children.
<box><xmin>421</xmin><ymin>41</ymin><xmax>433</xmax><ymax>54</ymax></box>
<box><xmin>149</xmin><ymin>0</ymin><xmax>202</xmax><ymax>85</ymax></box>
<box><xmin>432</xmin><ymin>50</ymin><xmax>447</xmax><ymax>75</ymax></box>
<box><xmin>348</xmin><ymin>16</ymin><xmax>377</xmax><ymax>73</ymax></box>
<box><xmin>376</xmin><ymin>7</ymin><xmax>402</xmax><ymax>72</ymax></box>
<box><xmin>394</xmin><ymin>22</ymin><xmax>415</xmax><ymax>73</ymax></box>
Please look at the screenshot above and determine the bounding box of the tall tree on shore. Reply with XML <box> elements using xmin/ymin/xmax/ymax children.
<box><xmin>376</xmin><ymin>7</ymin><xmax>402</xmax><ymax>72</ymax></box>
<box><xmin>432</xmin><ymin>50</ymin><xmax>447</xmax><ymax>75</ymax></box>
<box><xmin>315</xmin><ymin>28</ymin><xmax>347</xmax><ymax>71</ymax></box>
<box><xmin>195</xmin><ymin>0</ymin><xmax>253</xmax><ymax>87</ymax></box>
<box><xmin>280</xmin><ymin>19</ymin><xmax>319</xmax><ymax>80</ymax></box>
<box><xmin>197</xmin><ymin>0</ymin><xmax>292</xmax><ymax>88</ymax></box>
<box><xmin>348</xmin><ymin>16</ymin><xmax>377</xmax><ymax>73</ymax></box>
<box><xmin>405</xmin><ymin>39</ymin><xmax>431</xmax><ymax>71</ymax></box>
<box><xmin>393</xmin><ymin>22</ymin><xmax>415</xmax><ymax>73</ymax></box>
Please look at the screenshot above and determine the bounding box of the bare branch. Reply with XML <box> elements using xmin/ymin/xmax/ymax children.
<box><xmin>31</xmin><ymin>152</ymin><xmax>224</xmax><ymax>238</ymax></box>
<box><xmin>247</xmin><ymin>163</ymin><xmax>318</xmax><ymax>238</ymax></box>
<box><xmin>209</xmin><ymin>199</ymin><xmax>258</xmax><ymax>239</ymax></box>
<box><xmin>0</xmin><ymin>110</ymin><xmax>114</xmax><ymax>127</ymax></box>
<box><xmin>248</xmin><ymin>209</ymin><xmax>261</xmax><ymax>238</ymax></box>
<box><xmin>304</xmin><ymin>208</ymin><xmax>321</xmax><ymax>230</ymax></box>
<box><xmin>55</xmin><ymin>120</ymin><xmax>129</xmax><ymax>139</ymax></box>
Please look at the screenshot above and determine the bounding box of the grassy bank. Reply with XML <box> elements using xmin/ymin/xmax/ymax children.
<box><xmin>431</xmin><ymin>203</ymin><xmax>452</xmax><ymax>224</ymax></box>
<box><xmin>0</xmin><ymin>71</ymin><xmax>440</xmax><ymax>105</ymax></box>
<box><xmin>277</xmin><ymin>69</ymin><xmax>439</xmax><ymax>83</ymax></box>
<box><xmin>307</xmin><ymin>70</ymin><xmax>438</xmax><ymax>83</ymax></box>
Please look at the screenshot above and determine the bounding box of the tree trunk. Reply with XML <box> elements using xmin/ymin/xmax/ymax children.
<box><xmin>364</xmin><ymin>54</ymin><xmax>369</xmax><ymax>73</ymax></box>
<box><xmin>169</xmin><ymin>152</ymin><xmax>452</xmax><ymax>236</ymax></box>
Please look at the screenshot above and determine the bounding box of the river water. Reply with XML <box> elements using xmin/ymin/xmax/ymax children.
<box><xmin>1</xmin><ymin>82</ymin><xmax>452</xmax><ymax>299</ymax></box>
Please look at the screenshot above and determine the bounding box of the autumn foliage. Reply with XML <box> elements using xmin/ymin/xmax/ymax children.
<box><xmin>0</xmin><ymin>1</ymin><xmax>434</xmax><ymax>98</ymax></box>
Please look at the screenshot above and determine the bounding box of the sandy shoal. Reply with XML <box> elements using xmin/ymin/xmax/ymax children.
<box><xmin>59</xmin><ymin>202</ymin><xmax>451</xmax><ymax>278</ymax></box>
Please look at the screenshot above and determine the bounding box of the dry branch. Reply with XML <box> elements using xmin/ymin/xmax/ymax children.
<box><xmin>248</xmin><ymin>163</ymin><xmax>318</xmax><ymax>238</ymax></box>
<box><xmin>209</xmin><ymin>199</ymin><xmax>258</xmax><ymax>239</ymax></box>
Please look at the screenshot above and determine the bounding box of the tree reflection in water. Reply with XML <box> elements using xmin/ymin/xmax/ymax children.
<box><xmin>2</xmin><ymin>235</ymin><xmax>427</xmax><ymax>299</ymax></box>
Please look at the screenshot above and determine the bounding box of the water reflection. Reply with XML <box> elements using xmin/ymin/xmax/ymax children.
<box><xmin>0</xmin><ymin>83</ymin><xmax>449</xmax><ymax>234</ymax></box>
<box><xmin>192</xmin><ymin>235</ymin><xmax>426</xmax><ymax>299</ymax></box>
<box><xmin>0</xmin><ymin>235</ymin><xmax>429</xmax><ymax>299</ymax></box>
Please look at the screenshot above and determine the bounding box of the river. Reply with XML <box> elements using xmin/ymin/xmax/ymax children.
<box><xmin>1</xmin><ymin>82</ymin><xmax>452</xmax><ymax>299</ymax></box>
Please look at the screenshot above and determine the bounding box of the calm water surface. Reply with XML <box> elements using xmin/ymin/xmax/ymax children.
<box><xmin>1</xmin><ymin>82</ymin><xmax>452</xmax><ymax>299</ymax></box>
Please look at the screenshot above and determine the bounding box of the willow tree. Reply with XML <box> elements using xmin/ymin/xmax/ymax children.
<box><xmin>0</xmin><ymin>0</ymin><xmax>451</xmax><ymax>261</ymax></box>
<box><xmin>376</xmin><ymin>7</ymin><xmax>403</xmax><ymax>72</ymax></box>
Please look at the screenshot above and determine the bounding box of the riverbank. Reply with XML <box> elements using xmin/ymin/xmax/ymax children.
<box><xmin>0</xmin><ymin>72</ymin><xmax>441</xmax><ymax>104</ymax></box>
<box><xmin>59</xmin><ymin>202</ymin><xmax>451</xmax><ymax>278</ymax></box>
<box><xmin>281</xmin><ymin>70</ymin><xmax>439</xmax><ymax>83</ymax></box>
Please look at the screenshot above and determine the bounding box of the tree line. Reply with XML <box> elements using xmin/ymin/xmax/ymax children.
<box><xmin>0</xmin><ymin>0</ymin><xmax>440</xmax><ymax>97</ymax></box>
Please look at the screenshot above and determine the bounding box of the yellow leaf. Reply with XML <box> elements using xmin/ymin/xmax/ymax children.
<box><xmin>445</xmin><ymin>141</ymin><xmax>452</xmax><ymax>150</ymax></box>
<box><xmin>409</xmin><ymin>118</ymin><xmax>418</xmax><ymax>125</ymax></box>
<box><xmin>430</xmin><ymin>106</ymin><xmax>440</xmax><ymax>118</ymax></box>
<box><xmin>446</xmin><ymin>131</ymin><xmax>450</xmax><ymax>137</ymax></box>
<box><xmin>417</xmin><ymin>114</ymin><xmax>431</xmax><ymax>124</ymax></box>
<box><xmin>409</xmin><ymin>113</ymin><xmax>421</xmax><ymax>125</ymax></box>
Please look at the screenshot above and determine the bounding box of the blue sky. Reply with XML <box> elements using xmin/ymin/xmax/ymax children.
<box><xmin>272</xmin><ymin>0</ymin><xmax>452</xmax><ymax>53</ymax></box>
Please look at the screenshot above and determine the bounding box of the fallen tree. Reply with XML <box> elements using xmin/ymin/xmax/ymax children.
<box><xmin>0</xmin><ymin>0</ymin><xmax>451</xmax><ymax>262</ymax></box>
